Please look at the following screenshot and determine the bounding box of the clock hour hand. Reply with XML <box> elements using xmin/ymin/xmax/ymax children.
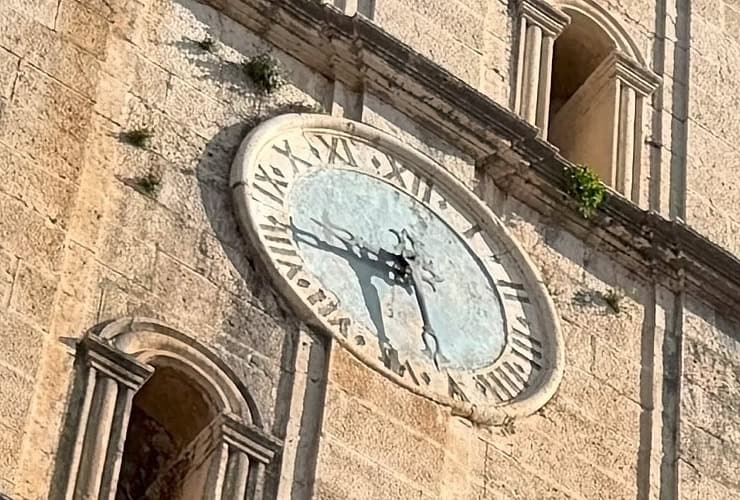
<box><xmin>389</xmin><ymin>229</ymin><xmax>447</xmax><ymax>370</ymax></box>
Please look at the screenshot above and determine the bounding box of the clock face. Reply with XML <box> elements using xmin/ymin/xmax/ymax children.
<box><xmin>232</xmin><ymin>114</ymin><xmax>563</xmax><ymax>419</ymax></box>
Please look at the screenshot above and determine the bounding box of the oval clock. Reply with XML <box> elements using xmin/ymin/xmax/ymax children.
<box><xmin>231</xmin><ymin>114</ymin><xmax>564</xmax><ymax>422</ymax></box>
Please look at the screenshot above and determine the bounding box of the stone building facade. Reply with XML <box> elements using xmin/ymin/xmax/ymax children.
<box><xmin>0</xmin><ymin>0</ymin><xmax>739</xmax><ymax>499</ymax></box>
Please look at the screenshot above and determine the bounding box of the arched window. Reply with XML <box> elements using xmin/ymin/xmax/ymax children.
<box><xmin>58</xmin><ymin>318</ymin><xmax>280</xmax><ymax>500</ymax></box>
<box><xmin>514</xmin><ymin>0</ymin><xmax>659</xmax><ymax>203</ymax></box>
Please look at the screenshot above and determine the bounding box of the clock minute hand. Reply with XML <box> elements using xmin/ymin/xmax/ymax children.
<box><xmin>390</xmin><ymin>230</ymin><xmax>447</xmax><ymax>371</ymax></box>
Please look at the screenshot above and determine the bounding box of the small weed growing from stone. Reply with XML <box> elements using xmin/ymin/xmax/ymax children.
<box><xmin>242</xmin><ymin>53</ymin><xmax>285</xmax><ymax>95</ymax></box>
<box><xmin>120</xmin><ymin>128</ymin><xmax>154</xmax><ymax>149</ymax></box>
<box><xmin>603</xmin><ymin>289</ymin><xmax>622</xmax><ymax>314</ymax></box>
<box><xmin>197</xmin><ymin>36</ymin><xmax>215</xmax><ymax>52</ymax></box>
<box><xmin>133</xmin><ymin>172</ymin><xmax>161</xmax><ymax>197</ymax></box>
<box><xmin>564</xmin><ymin>163</ymin><xmax>606</xmax><ymax>219</ymax></box>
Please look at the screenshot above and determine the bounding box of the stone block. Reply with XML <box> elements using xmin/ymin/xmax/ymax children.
<box><xmin>682</xmin><ymin>382</ymin><xmax>740</xmax><ymax>447</ymax></box>
<box><xmin>561</xmin><ymin>321</ymin><xmax>593</xmax><ymax>372</ymax></box>
<box><xmin>0</xmin><ymin>47</ymin><xmax>19</xmax><ymax>99</ymax></box>
<box><xmin>3</xmin><ymin>0</ymin><xmax>58</xmax><ymax>28</ymax></box>
<box><xmin>373</xmin><ymin>0</ymin><xmax>481</xmax><ymax>86</ymax></box>
<box><xmin>383</xmin><ymin>0</ymin><xmax>485</xmax><ymax>51</ymax></box>
<box><xmin>592</xmin><ymin>337</ymin><xmax>642</xmax><ymax>401</ymax></box>
<box><xmin>0</xmin><ymin>421</ymin><xmax>22</xmax><ymax>497</ymax></box>
<box><xmin>487</xmin><ymin>425</ymin><xmax>633</xmax><ymax>499</ymax></box>
<box><xmin>0</xmin><ymin>104</ymin><xmax>85</xmax><ymax>182</ymax></box>
<box><xmin>198</xmin><ymin>232</ymin><xmax>255</xmax><ymax>301</ymax></box>
<box><xmin>57</xmin><ymin>0</ymin><xmax>110</xmax><ymax>57</ymax></box>
<box><xmin>681</xmin><ymin>423</ymin><xmax>740</xmax><ymax>490</ymax></box>
<box><xmin>0</xmin><ymin>313</ymin><xmax>44</xmax><ymax>378</ymax></box>
<box><xmin>683</xmin><ymin>336</ymin><xmax>740</xmax><ymax>402</ymax></box>
<box><xmin>315</xmin><ymin>438</ymin><xmax>425</xmax><ymax>500</ymax></box>
<box><xmin>0</xmin><ymin>143</ymin><xmax>77</xmax><ymax>227</ymax></box>
<box><xmin>0</xmin><ymin>249</ymin><xmax>17</xmax><ymax>308</ymax></box>
<box><xmin>322</xmin><ymin>385</ymin><xmax>445</xmax><ymax>490</ymax></box>
<box><xmin>0</xmin><ymin>364</ymin><xmax>34</xmax><ymax>433</ymax></box>
<box><xmin>152</xmin><ymin>250</ymin><xmax>225</xmax><ymax>323</ymax></box>
<box><xmin>680</xmin><ymin>458</ymin><xmax>738</xmax><ymax>499</ymax></box>
<box><xmin>124</xmin><ymin>97</ymin><xmax>209</xmax><ymax>168</ymax></box>
<box><xmin>483</xmin><ymin>444</ymin><xmax>573</xmax><ymax>499</ymax></box>
<box><xmin>216</xmin><ymin>298</ymin><xmax>289</xmax><ymax>360</ymax></box>
<box><xmin>0</xmin><ymin>192</ymin><xmax>65</xmax><ymax>269</ymax></box>
<box><xmin>164</xmin><ymin>76</ymin><xmax>231</xmax><ymax>139</ymax></box>
<box><xmin>107</xmin><ymin>183</ymin><xmax>204</xmax><ymax>270</ymax></box>
<box><xmin>512</xmin><ymin>398</ymin><xmax>639</xmax><ymax>483</ymax></box>
<box><xmin>328</xmin><ymin>347</ymin><xmax>448</xmax><ymax>444</ymax></box>
<box><xmin>0</xmin><ymin>6</ymin><xmax>101</xmax><ymax>97</ymax></box>
<box><xmin>685</xmin><ymin>186</ymin><xmax>740</xmax><ymax>257</ymax></box>
<box><xmin>10</xmin><ymin>262</ymin><xmax>59</xmax><ymax>330</ymax></box>
<box><xmin>99</xmin><ymin>227</ymin><xmax>157</xmax><ymax>289</ymax></box>
<box><xmin>93</xmin><ymin>71</ymin><xmax>129</xmax><ymax>123</ymax></box>
<box><xmin>558</xmin><ymin>366</ymin><xmax>642</xmax><ymax>441</ymax></box>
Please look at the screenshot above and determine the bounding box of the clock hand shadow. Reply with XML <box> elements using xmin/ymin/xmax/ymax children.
<box><xmin>291</xmin><ymin>222</ymin><xmax>409</xmax><ymax>365</ymax></box>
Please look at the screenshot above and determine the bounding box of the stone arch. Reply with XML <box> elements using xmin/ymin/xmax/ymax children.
<box><xmin>556</xmin><ymin>0</ymin><xmax>645</xmax><ymax>64</ymax></box>
<box><xmin>99</xmin><ymin>317</ymin><xmax>262</xmax><ymax>427</ymax></box>
<box><xmin>59</xmin><ymin>317</ymin><xmax>281</xmax><ymax>500</ymax></box>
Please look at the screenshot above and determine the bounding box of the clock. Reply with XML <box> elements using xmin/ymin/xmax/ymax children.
<box><xmin>231</xmin><ymin>114</ymin><xmax>563</xmax><ymax>422</ymax></box>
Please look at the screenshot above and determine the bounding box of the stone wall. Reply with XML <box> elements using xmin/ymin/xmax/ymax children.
<box><xmin>0</xmin><ymin>0</ymin><xmax>325</xmax><ymax>496</ymax></box>
<box><xmin>0</xmin><ymin>0</ymin><xmax>738</xmax><ymax>499</ymax></box>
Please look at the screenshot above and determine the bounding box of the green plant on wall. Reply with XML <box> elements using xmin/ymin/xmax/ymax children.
<box><xmin>120</xmin><ymin>128</ymin><xmax>154</xmax><ymax>149</ymax></box>
<box><xmin>197</xmin><ymin>35</ymin><xmax>216</xmax><ymax>52</ymax></box>
<box><xmin>242</xmin><ymin>53</ymin><xmax>286</xmax><ymax>95</ymax></box>
<box><xmin>603</xmin><ymin>289</ymin><xmax>622</xmax><ymax>314</ymax></box>
<box><xmin>133</xmin><ymin>172</ymin><xmax>161</xmax><ymax>198</ymax></box>
<box><xmin>564</xmin><ymin>163</ymin><xmax>606</xmax><ymax>219</ymax></box>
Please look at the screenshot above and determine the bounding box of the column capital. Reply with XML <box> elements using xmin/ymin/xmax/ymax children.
<box><xmin>602</xmin><ymin>51</ymin><xmax>661</xmax><ymax>96</ymax></box>
<box><xmin>217</xmin><ymin>412</ymin><xmax>283</xmax><ymax>464</ymax></box>
<box><xmin>518</xmin><ymin>0</ymin><xmax>570</xmax><ymax>36</ymax></box>
<box><xmin>79</xmin><ymin>335</ymin><xmax>153</xmax><ymax>390</ymax></box>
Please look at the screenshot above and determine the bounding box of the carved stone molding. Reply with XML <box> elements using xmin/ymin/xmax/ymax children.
<box><xmin>59</xmin><ymin>319</ymin><xmax>282</xmax><ymax>500</ymax></box>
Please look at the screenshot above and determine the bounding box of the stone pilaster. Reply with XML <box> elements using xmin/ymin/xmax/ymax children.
<box><xmin>514</xmin><ymin>0</ymin><xmax>570</xmax><ymax>137</ymax></box>
<box><xmin>63</xmin><ymin>336</ymin><xmax>153</xmax><ymax>500</ymax></box>
<box><xmin>609</xmin><ymin>52</ymin><xmax>661</xmax><ymax>202</ymax></box>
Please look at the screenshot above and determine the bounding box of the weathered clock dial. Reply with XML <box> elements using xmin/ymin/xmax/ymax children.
<box><xmin>231</xmin><ymin>114</ymin><xmax>563</xmax><ymax>421</ymax></box>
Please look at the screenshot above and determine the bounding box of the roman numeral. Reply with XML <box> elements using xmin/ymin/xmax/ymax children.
<box><xmin>487</xmin><ymin>369</ymin><xmax>518</xmax><ymax>400</ymax></box>
<box><xmin>272</xmin><ymin>140</ymin><xmax>313</xmax><ymax>173</ymax></box>
<box><xmin>510</xmin><ymin>328</ymin><xmax>543</xmax><ymax>371</ymax></box>
<box><xmin>462</xmin><ymin>224</ymin><xmax>482</xmax><ymax>239</ymax></box>
<box><xmin>253</xmin><ymin>164</ymin><xmax>288</xmax><ymax>207</ymax></box>
<box><xmin>306</xmin><ymin>288</ymin><xmax>338</xmax><ymax>317</ymax></box>
<box><xmin>410</xmin><ymin>174</ymin><xmax>433</xmax><ymax>203</ymax></box>
<box><xmin>474</xmin><ymin>374</ymin><xmax>506</xmax><ymax>402</ymax></box>
<box><xmin>275</xmin><ymin>259</ymin><xmax>302</xmax><ymax>280</ymax></box>
<box><xmin>315</xmin><ymin>135</ymin><xmax>358</xmax><ymax>168</ymax></box>
<box><xmin>328</xmin><ymin>316</ymin><xmax>351</xmax><ymax>336</ymax></box>
<box><xmin>377</xmin><ymin>154</ymin><xmax>408</xmax><ymax>188</ymax></box>
<box><xmin>496</xmin><ymin>280</ymin><xmax>530</xmax><ymax>304</ymax></box>
<box><xmin>448</xmin><ymin>374</ymin><xmax>470</xmax><ymax>402</ymax></box>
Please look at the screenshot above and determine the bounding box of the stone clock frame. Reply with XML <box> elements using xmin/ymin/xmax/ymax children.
<box><xmin>231</xmin><ymin>114</ymin><xmax>565</xmax><ymax>424</ymax></box>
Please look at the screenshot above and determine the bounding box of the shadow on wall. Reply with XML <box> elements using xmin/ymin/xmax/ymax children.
<box><xmin>172</xmin><ymin>0</ymin><xmax>334</xmax><ymax>497</ymax></box>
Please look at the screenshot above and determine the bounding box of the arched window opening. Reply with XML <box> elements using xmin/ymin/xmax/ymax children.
<box><xmin>116</xmin><ymin>365</ymin><xmax>217</xmax><ymax>500</ymax></box>
<box><xmin>513</xmin><ymin>0</ymin><xmax>660</xmax><ymax>203</ymax></box>
<box><xmin>58</xmin><ymin>319</ymin><xmax>282</xmax><ymax>500</ymax></box>
<box><xmin>548</xmin><ymin>11</ymin><xmax>616</xmax><ymax>182</ymax></box>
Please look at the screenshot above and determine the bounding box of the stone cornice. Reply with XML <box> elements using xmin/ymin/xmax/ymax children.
<box><xmin>603</xmin><ymin>51</ymin><xmax>661</xmax><ymax>97</ymax></box>
<box><xmin>81</xmin><ymin>335</ymin><xmax>154</xmax><ymax>390</ymax></box>
<box><xmin>519</xmin><ymin>0</ymin><xmax>571</xmax><ymax>36</ymax></box>
<box><xmin>209</xmin><ymin>0</ymin><xmax>740</xmax><ymax>318</ymax></box>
